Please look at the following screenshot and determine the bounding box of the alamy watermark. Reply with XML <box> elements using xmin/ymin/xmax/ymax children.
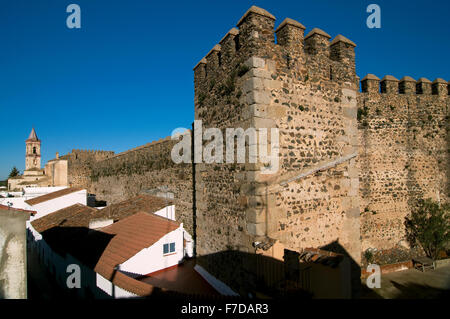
<box><xmin>366</xmin><ymin>4</ymin><xmax>381</xmax><ymax>29</ymax></box>
<box><xmin>66</xmin><ymin>4</ymin><xmax>81</xmax><ymax>29</ymax></box>
<box><xmin>366</xmin><ymin>264</ymin><xmax>381</xmax><ymax>289</ymax></box>
<box><xmin>66</xmin><ymin>264</ymin><xmax>81</xmax><ymax>288</ymax></box>
<box><xmin>171</xmin><ymin>120</ymin><xmax>280</xmax><ymax>174</ymax></box>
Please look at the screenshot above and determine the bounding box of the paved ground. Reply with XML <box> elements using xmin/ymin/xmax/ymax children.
<box><xmin>360</xmin><ymin>264</ymin><xmax>450</xmax><ymax>299</ymax></box>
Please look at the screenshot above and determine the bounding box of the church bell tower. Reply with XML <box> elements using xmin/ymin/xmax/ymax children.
<box><xmin>25</xmin><ymin>128</ymin><xmax>41</xmax><ymax>171</ymax></box>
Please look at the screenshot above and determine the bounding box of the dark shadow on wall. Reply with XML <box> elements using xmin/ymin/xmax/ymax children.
<box><xmin>29</xmin><ymin>226</ymin><xmax>362</xmax><ymax>300</ymax></box>
<box><xmin>196</xmin><ymin>250</ymin><xmax>304</xmax><ymax>299</ymax></box>
<box><xmin>28</xmin><ymin>226</ymin><xmax>116</xmax><ymax>300</ymax></box>
<box><xmin>319</xmin><ymin>240</ymin><xmax>362</xmax><ymax>298</ymax></box>
<box><xmin>39</xmin><ymin>226</ymin><xmax>115</xmax><ymax>269</ymax></box>
<box><xmin>195</xmin><ymin>241</ymin><xmax>362</xmax><ymax>299</ymax></box>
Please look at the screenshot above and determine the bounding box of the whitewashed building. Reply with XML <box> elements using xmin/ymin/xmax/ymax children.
<box><xmin>25</xmin><ymin>187</ymin><xmax>87</xmax><ymax>221</ymax></box>
<box><xmin>27</xmin><ymin>194</ymin><xmax>201</xmax><ymax>298</ymax></box>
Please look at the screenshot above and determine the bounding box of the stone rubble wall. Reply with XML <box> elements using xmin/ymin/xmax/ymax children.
<box><xmin>193</xmin><ymin>6</ymin><xmax>361</xmax><ymax>268</ymax></box>
<box><xmin>67</xmin><ymin>139</ymin><xmax>194</xmax><ymax>235</ymax></box>
<box><xmin>64</xmin><ymin>7</ymin><xmax>449</xmax><ymax>286</ymax></box>
<box><xmin>358</xmin><ymin>75</ymin><xmax>449</xmax><ymax>254</ymax></box>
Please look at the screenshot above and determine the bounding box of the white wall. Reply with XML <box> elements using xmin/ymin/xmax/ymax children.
<box><xmin>27</xmin><ymin>215</ymin><xmax>194</xmax><ymax>299</ymax></box>
<box><xmin>30</xmin><ymin>189</ymin><xmax>87</xmax><ymax>221</ymax></box>
<box><xmin>23</xmin><ymin>186</ymin><xmax>67</xmax><ymax>199</ymax></box>
<box><xmin>119</xmin><ymin>226</ymin><xmax>184</xmax><ymax>276</ymax></box>
<box><xmin>96</xmin><ymin>273</ymin><xmax>138</xmax><ymax>299</ymax></box>
<box><xmin>27</xmin><ymin>223</ymin><xmax>114</xmax><ymax>299</ymax></box>
<box><xmin>0</xmin><ymin>197</ymin><xmax>32</xmax><ymax>211</ymax></box>
<box><xmin>0</xmin><ymin>186</ymin><xmax>68</xmax><ymax>211</ymax></box>
<box><xmin>183</xmin><ymin>229</ymin><xmax>194</xmax><ymax>258</ymax></box>
<box><xmin>153</xmin><ymin>205</ymin><xmax>175</xmax><ymax>221</ymax></box>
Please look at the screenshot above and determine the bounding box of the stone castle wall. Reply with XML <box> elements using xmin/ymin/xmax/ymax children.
<box><xmin>193</xmin><ymin>7</ymin><xmax>362</xmax><ymax>270</ymax></box>
<box><xmin>191</xmin><ymin>7</ymin><xmax>364</xmax><ymax>295</ymax></box>
<box><xmin>68</xmin><ymin>139</ymin><xmax>194</xmax><ymax>235</ymax></box>
<box><xmin>358</xmin><ymin>75</ymin><xmax>449</xmax><ymax>254</ymax></box>
<box><xmin>66</xmin><ymin>149</ymin><xmax>115</xmax><ymax>188</ymax></box>
<box><xmin>64</xmin><ymin>7</ymin><xmax>449</xmax><ymax>289</ymax></box>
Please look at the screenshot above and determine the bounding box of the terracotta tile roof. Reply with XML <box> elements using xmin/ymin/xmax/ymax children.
<box><xmin>31</xmin><ymin>203</ymin><xmax>99</xmax><ymax>233</ymax></box>
<box><xmin>31</xmin><ymin>194</ymin><xmax>173</xmax><ymax>232</ymax></box>
<box><xmin>25</xmin><ymin>187</ymin><xmax>83</xmax><ymax>206</ymax></box>
<box><xmin>94</xmin><ymin>211</ymin><xmax>180</xmax><ymax>281</ymax></box>
<box><xmin>31</xmin><ymin>194</ymin><xmax>183</xmax><ymax>296</ymax></box>
<box><xmin>97</xmin><ymin>194</ymin><xmax>174</xmax><ymax>221</ymax></box>
<box><xmin>0</xmin><ymin>204</ymin><xmax>36</xmax><ymax>215</ymax></box>
<box><xmin>38</xmin><ymin>210</ymin><xmax>181</xmax><ymax>296</ymax></box>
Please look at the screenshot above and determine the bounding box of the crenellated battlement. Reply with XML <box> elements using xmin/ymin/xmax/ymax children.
<box><xmin>98</xmin><ymin>136</ymin><xmax>174</xmax><ymax>162</ymax></box>
<box><xmin>70</xmin><ymin>149</ymin><xmax>115</xmax><ymax>156</ymax></box>
<box><xmin>361</xmin><ymin>74</ymin><xmax>449</xmax><ymax>96</ymax></box>
<box><xmin>193</xmin><ymin>5</ymin><xmax>357</xmax><ymax>94</ymax></box>
<box><xmin>89</xmin><ymin>136</ymin><xmax>181</xmax><ymax>183</ymax></box>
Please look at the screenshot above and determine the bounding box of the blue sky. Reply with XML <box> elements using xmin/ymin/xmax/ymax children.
<box><xmin>0</xmin><ymin>0</ymin><xmax>449</xmax><ymax>180</ymax></box>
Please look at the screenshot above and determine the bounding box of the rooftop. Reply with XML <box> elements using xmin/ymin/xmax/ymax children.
<box><xmin>138</xmin><ymin>259</ymin><xmax>220</xmax><ymax>296</ymax></box>
<box><xmin>31</xmin><ymin>195</ymin><xmax>199</xmax><ymax>297</ymax></box>
<box><xmin>98</xmin><ymin>194</ymin><xmax>174</xmax><ymax>221</ymax></box>
<box><xmin>26</xmin><ymin>127</ymin><xmax>40</xmax><ymax>142</ymax></box>
<box><xmin>0</xmin><ymin>204</ymin><xmax>36</xmax><ymax>215</ymax></box>
<box><xmin>31</xmin><ymin>203</ymin><xmax>99</xmax><ymax>233</ymax></box>
<box><xmin>25</xmin><ymin>187</ymin><xmax>83</xmax><ymax>206</ymax></box>
<box><xmin>94</xmin><ymin>211</ymin><xmax>180</xmax><ymax>281</ymax></box>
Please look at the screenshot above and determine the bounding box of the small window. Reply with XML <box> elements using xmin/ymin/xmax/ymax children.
<box><xmin>163</xmin><ymin>242</ymin><xmax>176</xmax><ymax>255</ymax></box>
<box><xmin>33</xmin><ymin>147</ymin><xmax>36</xmax><ymax>154</ymax></box>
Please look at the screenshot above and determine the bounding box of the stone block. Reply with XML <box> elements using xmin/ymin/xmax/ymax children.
<box><xmin>248</xmin><ymin>104</ymin><xmax>268</xmax><ymax>119</ymax></box>
<box><xmin>246</xmin><ymin>207</ymin><xmax>266</xmax><ymax>224</ymax></box>
<box><xmin>247</xmin><ymin>222</ymin><xmax>266</xmax><ymax>236</ymax></box>
<box><xmin>243</xmin><ymin>77</ymin><xmax>264</xmax><ymax>93</ymax></box>
<box><xmin>346</xmin><ymin>207</ymin><xmax>360</xmax><ymax>218</ymax></box>
<box><xmin>245</xmin><ymin>91</ymin><xmax>271</xmax><ymax>105</ymax></box>
<box><xmin>263</xmin><ymin>79</ymin><xmax>281</xmax><ymax>90</ymax></box>
<box><xmin>245</xmin><ymin>57</ymin><xmax>266</xmax><ymax>69</ymax></box>
<box><xmin>248</xmin><ymin>68</ymin><xmax>271</xmax><ymax>79</ymax></box>
<box><xmin>253</xmin><ymin>117</ymin><xmax>276</xmax><ymax>129</ymax></box>
<box><xmin>343</xmin><ymin>107</ymin><xmax>357</xmax><ymax>119</ymax></box>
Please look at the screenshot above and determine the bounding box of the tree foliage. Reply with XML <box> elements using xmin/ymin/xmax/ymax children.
<box><xmin>8</xmin><ymin>166</ymin><xmax>20</xmax><ymax>178</ymax></box>
<box><xmin>405</xmin><ymin>198</ymin><xmax>450</xmax><ymax>260</ymax></box>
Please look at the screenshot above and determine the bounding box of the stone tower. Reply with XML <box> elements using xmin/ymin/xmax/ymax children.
<box><xmin>193</xmin><ymin>6</ymin><xmax>361</xmax><ymax>295</ymax></box>
<box><xmin>25</xmin><ymin>128</ymin><xmax>41</xmax><ymax>171</ymax></box>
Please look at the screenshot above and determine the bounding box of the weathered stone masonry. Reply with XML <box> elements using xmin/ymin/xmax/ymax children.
<box><xmin>358</xmin><ymin>75</ymin><xmax>449</xmax><ymax>254</ymax></box>
<box><xmin>193</xmin><ymin>6</ymin><xmax>362</xmax><ymax>267</ymax></box>
<box><xmin>67</xmin><ymin>6</ymin><xmax>448</xmax><ymax>292</ymax></box>
<box><xmin>67</xmin><ymin>140</ymin><xmax>194</xmax><ymax>235</ymax></box>
<box><xmin>191</xmin><ymin>6</ymin><xmax>449</xmax><ymax>268</ymax></box>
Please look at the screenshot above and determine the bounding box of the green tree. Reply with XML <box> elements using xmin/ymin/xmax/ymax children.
<box><xmin>8</xmin><ymin>166</ymin><xmax>20</xmax><ymax>178</ymax></box>
<box><xmin>405</xmin><ymin>199</ymin><xmax>450</xmax><ymax>260</ymax></box>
